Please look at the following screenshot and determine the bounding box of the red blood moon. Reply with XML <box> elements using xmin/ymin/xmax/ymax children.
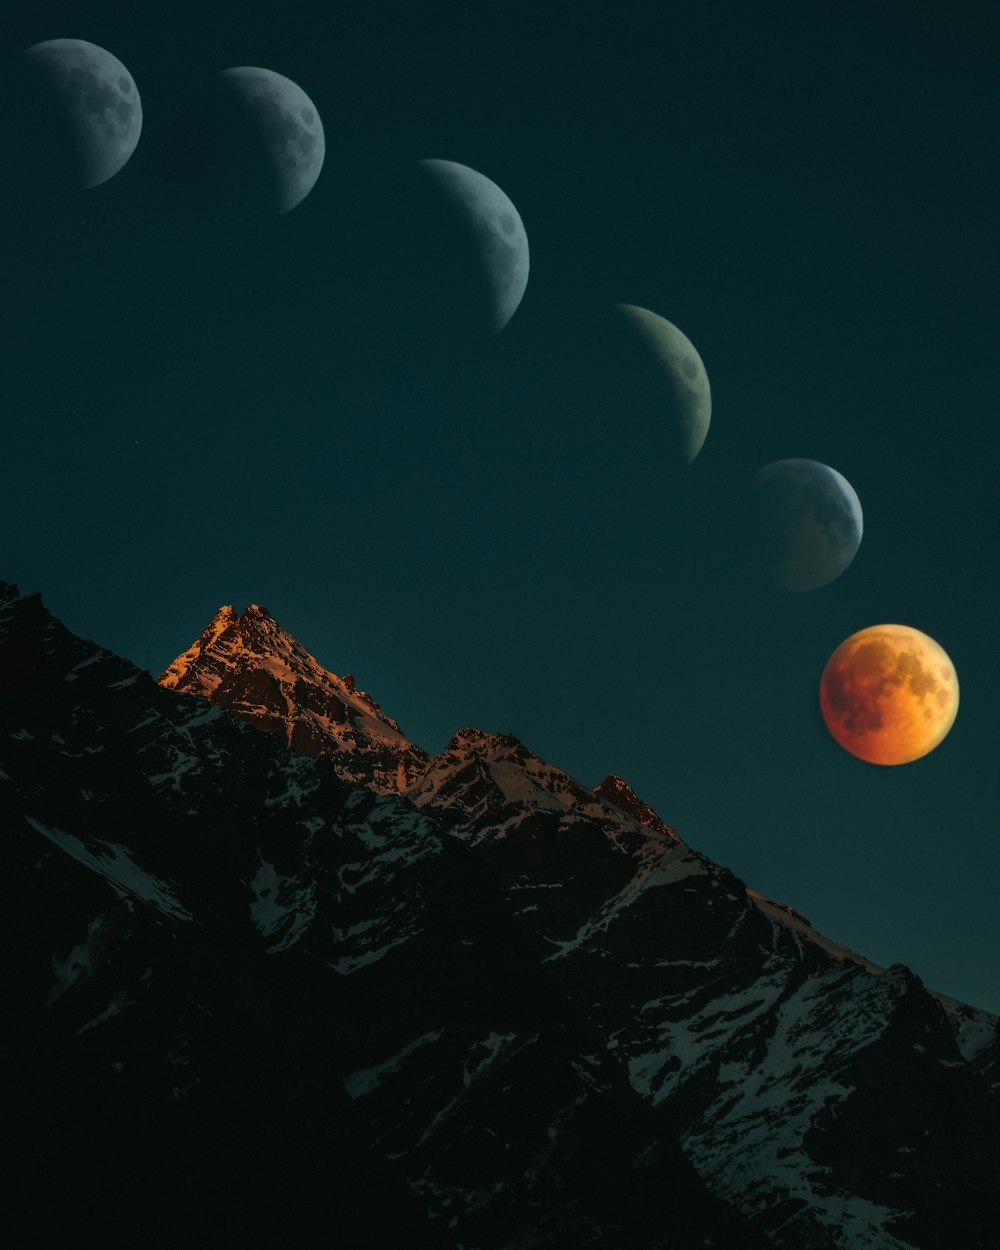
<box><xmin>819</xmin><ymin>624</ymin><xmax>959</xmax><ymax>765</ymax></box>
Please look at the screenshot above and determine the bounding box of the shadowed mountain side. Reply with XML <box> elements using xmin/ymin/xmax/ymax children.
<box><xmin>407</xmin><ymin>727</ymin><xmax>1000</xmax><ymax>1248</ymax></box>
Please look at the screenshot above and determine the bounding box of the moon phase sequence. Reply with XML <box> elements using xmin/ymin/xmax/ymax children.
<box><xmin>22</xmin><ymin>38</ymin><xmax>142</xmax><ymax>188</ymax></box>
<box><xmin>819</xmin><ymin>625</ymin><xmax>958</xmax><ymax>765</ymax></box>
<box><xmin>10</xmin><ymin>36</ymin><xmax>954</xmax><ymax>786</ymax></box>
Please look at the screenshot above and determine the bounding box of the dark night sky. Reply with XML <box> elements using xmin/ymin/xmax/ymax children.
<box><xmin>3</xmin><ymin>1</ymin><xmax>998</xmax><ymax>1013</ymax></box>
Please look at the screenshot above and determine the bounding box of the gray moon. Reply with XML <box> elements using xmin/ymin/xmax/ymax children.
<box><xmin>418</xmin><ymin>159</ymin><xmax>529</xmax><ymax>332</ymax></box>
<box><xmin>612</xmin><ymin>304</ymin><xmax>712</xmax><ymax>467</ymax></box>
<box><xmin>749</xmin><ymin>458</ymin><xmax>863</xmax><ymax>591</ymax></box>
<box><xmin>22</xmin><ymin>39</ymin><xmax>142</xmax><ymax>188</ymax></box>
<box><xmin>217</xmin><ymin>67</ymin><xmax>324</xmax><ymax>214</ymax></box>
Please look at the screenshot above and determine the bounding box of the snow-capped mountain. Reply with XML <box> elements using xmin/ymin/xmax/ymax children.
<box><xmin>5</xmin><ymin>586</ymin><xmax>998</xmax><ymax>1248</ymax></box>
<box><xmin>158</xmin><ymin>601</ymin><xmax>430</xmax><ymax>792</ymax></box>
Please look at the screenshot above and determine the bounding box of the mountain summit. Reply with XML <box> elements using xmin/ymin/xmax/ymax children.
<box><xmin>159</xmin><ymin>602</ymin><xmax>429</xmax><ymax>792</ymax></box>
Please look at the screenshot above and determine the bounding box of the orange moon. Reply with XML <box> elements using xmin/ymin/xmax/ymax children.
<box><xmin>819</xmin><ymin>624</ymin><xmax>959</xmax><ymax>765</ymax></box>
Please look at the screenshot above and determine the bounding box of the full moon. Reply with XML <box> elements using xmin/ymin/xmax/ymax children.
<box><xmin>819</xmin><ymin>625</ymin><xmax>959</xmax><ymax>765</ymax></box>
<box><xmin>22</xmin><ymin>38</ymin><xmax>142</xmax><ymax>188</ymax></box>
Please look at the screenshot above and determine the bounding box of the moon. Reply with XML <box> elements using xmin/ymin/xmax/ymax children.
<box><xmin>216</xmin><ymin>68</ymin><xmax>325</xmax><ymax>214</ymax></box>
<box><xmin>612</xmin><ymin>304</ymin><xmax>711</xmax><ymax>468</ymax></box>
<box><xmin>819</xmin><ymin>625</ymin><xmax>959</xmax><ymax>765</ymax></box>
<box><xmin>417</xmin><ymin>159</ymin><xmax>529</xmax><ymax>333</ymax></box>
<box><xmin>749</xmin><ymin>459</ymin><xmax>863</xmax><ymax>591</ymax></box>
<box><xmin>21</xmin><ymin>39</ymin><xmax>142</xmax><ymax>188</ymax></box>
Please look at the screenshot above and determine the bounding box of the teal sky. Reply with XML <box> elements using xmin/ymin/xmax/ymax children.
<box><xmin>3</xmin><ymin>0</ymin><xmax>998</xmax><ymax>1013</ymax></box>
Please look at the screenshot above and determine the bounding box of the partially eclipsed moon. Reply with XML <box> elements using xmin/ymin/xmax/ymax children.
<box><xmin>612</xmin><ymin>304</ymin><xmax>712</xmax><ymax>468</ymax></box>
<box><xmin>819</xmin><ymin>625</ymin><xmax>959</xmax><ymax>765</ymax></box>
<box><xmin>750</xmin><ymin>458</ymin><xmax>863</xmax><ymax>591</ymax></box>
<box><xmin>417</xmin><ymin>159</ymin><xmax>529</xmax><ymax>332</ymax></box>
<box><xmin>217</xmin><ymin>67</ymin><xmax>325</xmax><ymax>214</ymax></box>
<box><xmin>22</xmin><ymin>38</ymin><xmax>142</xmax><ymax>188</ymax></box>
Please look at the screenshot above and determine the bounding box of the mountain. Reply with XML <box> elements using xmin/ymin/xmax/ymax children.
<box><xmin>157</xmin><ymin>603</ymin><xmax>1000</xmax><ymax>1248</ymax></box>
<box><xmin>2</xmin><ymin>583</ymin><xmax>765</xmax><ymax>1249</ymax></box>
<box><xmin>4</xmin><ymin>585</ymin><xmax>999</xmax><ymax>1248</ymax></box>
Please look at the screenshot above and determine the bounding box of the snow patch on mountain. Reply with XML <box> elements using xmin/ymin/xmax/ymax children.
<box><xmin>748</xmin><ymin>890</ymin><xmax>886</xmax><ymax>975</ymax></box>
<box><xmin>77</xmin><ymin>990</ymin><xmax>135</xmax><ymax>1035</ymax></box>
<box><xmin>543</xmin><ymin>843</ymin><xmax>707</xmax><ymax>962</ymax></box>
<box><xmin>26</xmin><ymin>816</ymin><xmax>192</xmax><ymax>921</ymax></box>
<box><xmin>249</xmin><ymin>857</ymin><xmax>317</xmax><ymax>954</ymax></box>
<box><xmin>344</xmin><ymin>1028</ymin><xmax>445</xmax><ymax>1099</ymax></box>
<box><xmin>683</xmin><ymin>965</ymin><xmax>919</xmax><ymax>1247</ymax></box>
<box><xmin>931</xmin><ymin>992</ymin><xmax>1000</xmax><ymax>1063</ymax></box>
<box><xmin>46</xmin><ymin>912</ymin><xmax>110</xmax><ymax>1006</ymax></box>
<box><xmin>416</xmin><ymin>1031</ymin><xmax>538</xmax><ymax>1149</ymax></box>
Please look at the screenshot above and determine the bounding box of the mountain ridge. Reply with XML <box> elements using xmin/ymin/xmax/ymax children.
<box><xmin>2</xmin><ymin>578</ymin><xmax>767</xmax><ymax>1248</ymax></box>
<box><xmin>4</xmin><ymin>583</ymin><xmax>998</xmax><ymax>1247</ymax></box>
<box><xmin>150</xmin><ymin>600</ymin><xmax>1000</xmax><ymax>1247</ymax></box>
<box><xmin>154</xmin><ymin>600</ymin><xmax>1000</xmax><ymax>1245</ymax></box>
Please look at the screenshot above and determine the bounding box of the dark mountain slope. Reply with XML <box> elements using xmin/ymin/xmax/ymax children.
<box><xmin>2</xmin><ymin>582</ymin><xmax>765</xmax><ymax>1249</ymax></box>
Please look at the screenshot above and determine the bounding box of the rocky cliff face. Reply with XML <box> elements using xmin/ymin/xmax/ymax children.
<box><xmin>4</xmin><ymin>586</ymin><xmax>998</xmax><ymax>1248</ymax></box>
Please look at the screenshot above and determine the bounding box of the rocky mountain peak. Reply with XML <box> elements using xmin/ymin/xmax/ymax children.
<box><xmin>593</xmin><ymin>772</ymin><xmax>678</xmax><ymax>839</ymax></box>
<box><xmin>443</xmin><ymin>726</ymin><xmax>527</xmax><ymax>758</ymax></box>
<box><xmin>157</xmin><ymin>603</ymin><xmax>429</xmax><ymax>793</ymax></box>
